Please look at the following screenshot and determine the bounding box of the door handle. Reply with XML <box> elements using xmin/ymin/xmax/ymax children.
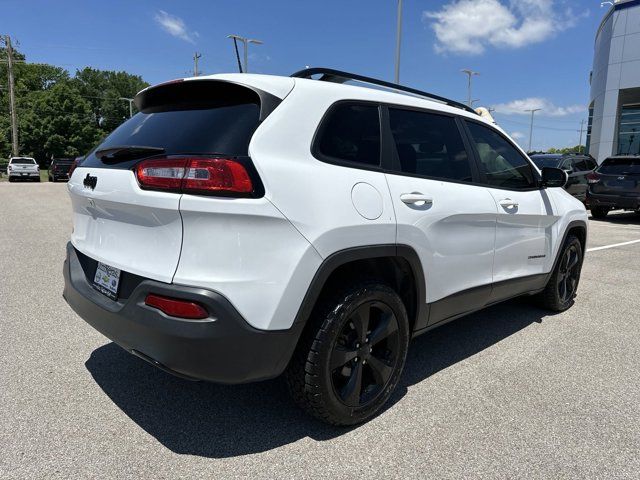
<box><xmin>400</xmin><ymin>193</ymin><xmax>433</xmax><ymax>206</ymax></box>
<box><xmin>498</xmin><ymin>198</ymin><xmax>519</xmax><ymax>209</ymax></box>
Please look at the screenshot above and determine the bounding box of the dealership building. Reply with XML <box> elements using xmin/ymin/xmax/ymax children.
<box><xmin>587</xmin><ymin>0</ymin><xmax>640</xmax><ymax>162</ymax></box>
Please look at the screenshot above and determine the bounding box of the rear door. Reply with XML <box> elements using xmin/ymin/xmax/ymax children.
<box><xmin>462</xmin><ymin>119</ymin><xmax>559</xmax><ymax>284</ymax></box>
<box><xmin>69</xmin><ymin>79</ymin><xmax>272</xmax><ymax>283</ymax></box>
<box><xmin>383</xmin><ymin>107</ymin><xmax>497</xmax><ymax>323</ymax></box>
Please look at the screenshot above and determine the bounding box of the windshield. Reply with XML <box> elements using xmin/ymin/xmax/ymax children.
<box><xmin>598</xmin><ymin>157</ymin><xmax>640</xmax><ymax>175</ymax></box>
<box><xmin>530</xmin><ymin>156</ymin><xmax>561</xmax><ymax>169</ymax></box>
<box><xmin>10</xmin><ymin>158</ymin><xmax>36</xmax><ymax>165</ymax></box>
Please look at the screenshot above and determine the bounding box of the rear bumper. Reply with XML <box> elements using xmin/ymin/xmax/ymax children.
<box><xmin>62</xmin><ymin>243</ymin><xmax>302</xmax><ymax>383</ymax></box>
<box><xmin>586</xmin><ymin>192</ymin><xmax>640</xmax><ymax>210</ymax></box>
<box><xmin>9</xmin><ymin>172</ymin><xmax>39</xmax><ymax>177</ymax></box>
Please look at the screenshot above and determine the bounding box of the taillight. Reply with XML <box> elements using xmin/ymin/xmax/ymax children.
<box><xmin>586</xmin><ymin>172</ymin><xmax>601</xmax><ymax>184</ymax></box>
<box><xmin>145</xmin><ymin>294</ymin><xmax>208</xmax><ymax>319</ymax></box>
<box><xmin>68</xmin><ymin>160</ymin><xmax>78</xmax><ymax>178</ymax></box>
<box><xmin>135</xmin><ymin>157</ymin><xmax>254</xmax><ymax>195</ymax></box>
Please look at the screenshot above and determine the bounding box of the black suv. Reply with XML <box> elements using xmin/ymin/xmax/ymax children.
<box><xmin>586</xmin><ymin>155</ymin><xmax>640</xmax><ymax>219</ymax></box>
<box><xmin>530</xmin><ymin>153</ymin><xmax>597</xmax><ymax>203</ymax></box>
<box><xmin>48</xmin><ymin>158</ymin><xmax>74</xmax><ymax>182</ymax></box>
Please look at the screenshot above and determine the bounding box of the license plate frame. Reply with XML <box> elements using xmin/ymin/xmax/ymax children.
<box><xmin>92</xmin><ymin>262</ymin><xmax>121</xmax><ymax>300</ymax></box>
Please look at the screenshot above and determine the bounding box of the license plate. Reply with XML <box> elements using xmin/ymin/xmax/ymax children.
<box><xmin>21</xmin><ymin>173</ymin><xmax>26</xmax><ymax>176</ymax></box>
<box><xmin>93</xmin><ymin>262</ymin><xmax>121</xmax><ymax>300</ymax></box>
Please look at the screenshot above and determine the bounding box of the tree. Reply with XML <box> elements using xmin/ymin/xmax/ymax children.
<box><xmin>73</xmin><ymin>67</ymin><xmax>148</xmax><ymax>131</ymax></box>
<box><xmin>0</xmin><ymin>46</ymin><xmax>149</xmax><ymax>162</ymax></box>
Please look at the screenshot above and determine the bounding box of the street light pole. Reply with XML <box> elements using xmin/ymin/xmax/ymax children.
<box><xmin>119</xmin><ymin>97</ymin><xmax>134</xmax><ymax>118</ymax></box>
<box><xmin>394</xmin><ymin>0</ymin><xmax>403</xmax><ymax>84</ymax></box>
<box><xmin>227</xmin><ymin>35</ymin><xmax>263</xmax><ymax>73</ymax></box>
<box><xmin>461</xmin><ymin>69</ymin><xmax>479</xmax><ymax>107</ymax></box>
<box><xmin>525</xmin><ymin>108</ymin><xmax>542</xmax><ymax>152</ymax></box>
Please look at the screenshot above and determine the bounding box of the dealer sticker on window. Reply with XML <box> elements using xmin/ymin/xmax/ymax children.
<box><xmin>93</xmin><ymin>262</ymin><xmax>121</xmax><ymax>300</ymax></box>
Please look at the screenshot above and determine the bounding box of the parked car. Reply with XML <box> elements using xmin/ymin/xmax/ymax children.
<box><xmin>586</xmin><ymin>155</ymin><xmax>640</xmax><ymax>218</ymax></box>
<box><xmin>48</xmin><ymin>158</ymin><xmax>74</xmax><ymax>182</ymax></box>
<box><xmin>529</xmin><ymin>153</ymin><xmax>597</xmax><ymax>202</ymax></box>
<box><xmin>62</xmin><ymin>68</ymin><xmax>588</xmax><ymax>425</ymax></box>
<box><xmin>6</xmin><ymin>156</ymin><xmax>40</xmax><ymax>182</ymax></box>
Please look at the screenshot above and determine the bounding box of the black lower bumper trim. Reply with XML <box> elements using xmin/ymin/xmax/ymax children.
<box><xmin>63</xmin><ymin>242</ymin><xmax>302</xmax><ymax>384</ymax></box>
<box><xmin>587</xmin><ymin>192</ymin><xmax>640</xmax><ymax>210</ymax></box>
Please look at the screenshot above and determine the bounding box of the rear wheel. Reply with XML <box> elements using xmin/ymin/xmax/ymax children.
<box><xmin>286</xmin><ymin>281</ymin><xmax>410</xmax><ymax>425</ymax></box>
<box><xmin>537</xmin><ymin>235</ymin><xmax>583</xmax><ymax>312</ymax></box>
<box><xmin>590</xmin><ymin>206</ymin><xmax>609</xmax><ymax>219</ymax></box>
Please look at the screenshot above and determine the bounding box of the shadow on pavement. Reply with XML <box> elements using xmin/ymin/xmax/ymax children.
<box><xmin>85</xmin><ymin>297</ymin><xmax>552</xmax><ymax>458</ymax></box>
<box><xmin>589</xmin><ymin>211</ymin><xmax>640</xmax><ymax>225</ymax></box>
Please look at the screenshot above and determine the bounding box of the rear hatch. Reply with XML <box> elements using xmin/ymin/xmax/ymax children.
<box><xmin>590</xmin><ymin>157</ymin><xmax>640</xmax><ymax>195</ymax></box>
<box><xmin>68</xmin><ymin>77</ymin><xmax>285</xmax><ymax>283</ymax></box>
<box><xmin>53</xmin><ymin>160</ymin><xmax>73</xmax><ymax>174</ymax></box>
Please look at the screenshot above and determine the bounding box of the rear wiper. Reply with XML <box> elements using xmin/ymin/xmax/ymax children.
<box><xmin>95</xmin><ymin>146</ymin><xmax>165</xmax><ymax>162</ymax></box>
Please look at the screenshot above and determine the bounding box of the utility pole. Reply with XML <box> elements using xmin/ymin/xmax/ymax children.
<box><xmin>461</xmin><ymin>69</ymin><xmax>480</xmax><ymax>107</ymax></box>
<box><xmin>119</xmin><ymin>97</ymin><xmax>134</xmax><ymax>118</ymax></box>
<box><xmin>193</xmin><ymin>52</ymin><xmax>201</xmax><ymax>76</ymax></box>
<box><xmin>578</xmin><ymin>119</ymin><xmax>586</xmax><ymax>153</ymax></box>
<box><xmin>525</xmin><ymin>108</ymin><xmax>542</xmax><ymax>152</ymax></box>
<box><xmin>226</xmin><ymin>35</ymin><xmax>263</xmax><ymax>73</ymax></box>
<box><xmin>3</xmin><ymin>35</ymin><xmax>19</xmax><ymax>157</ymax></box>
<box><xmin>394</xmin><ymin>0</ymin><xmax>403</xmax><ymax>84</ymax></box>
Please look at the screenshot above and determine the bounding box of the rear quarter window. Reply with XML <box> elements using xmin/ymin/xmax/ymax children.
<box><xmin>314</xmin><ymin>103</ymin><xmax>381</xmax><ymax>167</ymax></box>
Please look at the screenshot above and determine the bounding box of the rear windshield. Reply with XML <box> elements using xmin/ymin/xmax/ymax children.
<box><xmin>82</xmin><ymin>81</ymin><xmax>262</xmax><ymax>169</ymax></box>
<box><xmin>530</xmin><ymin>156</ymin><xmax>561</xmax><ymax>169</ymax></box>
<box><xmin>10</xmin><ymin>158</ymin><xmax>36</xmax><ymax>164</ymax></box>
<box><xmin>598</xmin><ymin>157</ymin><xmax>640</xmax><ymax>175</ymax></box>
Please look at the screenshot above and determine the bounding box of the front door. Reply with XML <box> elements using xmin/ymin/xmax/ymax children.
<box><xmin>462</xmin><ymin>120</ymin><xmax>559</xmax><ymax>290</ymax></box>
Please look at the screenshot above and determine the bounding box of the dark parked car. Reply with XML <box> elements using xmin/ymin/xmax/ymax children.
<box><xmin>48</xmin><ymin>158</ymin><xmax>74</xmax><ymax>182</ymax></box>
<box><xmin>586</xmin><ymin>155</ymin><xmax>640</xmax><ymax>219</ymax></box>
<box><xmin>530</xmin><ymin>153</ymin><xmax>597</xmax><ymax>202</ymax></box>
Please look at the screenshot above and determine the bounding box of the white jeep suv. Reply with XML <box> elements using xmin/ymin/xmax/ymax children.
<box><xmin>63</xmin><ymin>68</ymin><xmax>588</xmax><ymax>425</ymax></box>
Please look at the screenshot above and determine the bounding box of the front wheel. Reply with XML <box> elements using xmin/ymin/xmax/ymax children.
<box><xmin>537</xmin><ymin>235</ymin><xmax>583</xmax><ymax>312</ymax></box>
<box><xmin>286</xmin><ymin>281</ymin><xmax>410</xmax><ymax>425</ymax></box>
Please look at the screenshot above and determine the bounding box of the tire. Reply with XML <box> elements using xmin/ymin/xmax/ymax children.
<box><xmin>591</xmin><ymin>206</ymin><xmax>609</xmax><ymax>219</ymax></box>
<box><xmin>537</xmin><ymin>235</ymin><xmax>583</xmax><ymax>312</ymax></box>
<box><xmin>8</xmin><ymin>177</ymin><xmax>13</xmax><ymax>183</ymax></box>
<box><xmin>285</xmin><ymin>281</ymin><xmax>410</xmax><ymax>426</ymax></box>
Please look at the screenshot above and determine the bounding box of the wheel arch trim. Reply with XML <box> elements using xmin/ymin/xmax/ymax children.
<box><xmin>292</xmin><ymin>244</ymin><xmax>427</xmax><ymax>332</ymax></box>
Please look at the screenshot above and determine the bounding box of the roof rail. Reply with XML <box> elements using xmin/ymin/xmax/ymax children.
<box><xmin>290</xmin><ymin>67</ymin><xmax>478</xmax><ymax>115</ymax></box>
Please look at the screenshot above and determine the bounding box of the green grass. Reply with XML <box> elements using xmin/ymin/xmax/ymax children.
<box><xmin>0</xmin><ymin>169</ymin><xmax>49</xmax><ymax>182</ymax></box>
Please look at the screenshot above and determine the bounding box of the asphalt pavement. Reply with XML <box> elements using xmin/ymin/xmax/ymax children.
<box><xmin>1</xmin><ymin>182</ymin><xmax>639</xmax><ymax>479</ymax></box>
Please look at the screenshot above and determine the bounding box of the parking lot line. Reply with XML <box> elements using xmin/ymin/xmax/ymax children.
<box><xmin>587</xmin><ymin>238</ymin><xmax>640</xmax><ymax>252</ymax></box>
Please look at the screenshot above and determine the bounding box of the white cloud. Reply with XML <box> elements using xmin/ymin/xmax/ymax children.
<box><xmin>510</xmin><ymin>131</ymin><xmax>525</xmax><ymax>140</ymax></box>
<box><xmin>423</xmin><ymin>0</ymin><xmax>586</xmax><ymax>55</ymax></box>
<box><xmin>492</xmin><ymin>97</ymin><xmax>585</xmax><ymax>117</ymax></box>
<box><xmin>154</xmin><ymin>10</ymin><xmax>198</xmax><ymax>44</ymax></box>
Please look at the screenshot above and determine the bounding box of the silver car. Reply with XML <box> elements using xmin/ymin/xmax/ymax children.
<box><xmin>7</xmin><ymin>157</ymin><xmax>40</xmax><ymax>182</ymax></box>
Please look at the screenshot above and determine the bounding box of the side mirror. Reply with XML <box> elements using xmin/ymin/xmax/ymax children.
<box><xmin>541</xmin><ymin>167</ymin><xmax>568</xmax><ymax>188</ymax></box>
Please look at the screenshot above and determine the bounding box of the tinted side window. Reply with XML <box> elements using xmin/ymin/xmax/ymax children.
<box><xmin>388</xmin><ymin>109</ymin><xmax>472</xmax><ymax>182</ymax></box>
<box><xmin>317</xmin><ymin>104</ymin><xmax>380</xmax><ymax>166</ymax></box>
<box><xmin>585</xmin><ymin>158</ymin><xmax>598</xmax><ymax>170</ymax></box>
<box><xmin>466</xmin><ymin>121</ymin><xmax>536</xmax><ymax>189</ymax></box>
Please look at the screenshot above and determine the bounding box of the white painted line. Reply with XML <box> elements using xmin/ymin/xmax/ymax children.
<box><xmin>587</xmin><ymin>239</ymin><xmax>640</xmax><ymax>252</ymax></box>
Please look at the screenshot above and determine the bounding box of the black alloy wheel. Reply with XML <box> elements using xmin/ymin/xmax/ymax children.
<box><xmin>330</xmin><ymin>301</ymin><xmax>400</xmax><ymax>408</ymax></box>
<box><xmin>556</xmin><ymin>243</ymin><xmax>581</xmax><ymax>304</ymax></box>
<box><xmin>286</xmin><ymin>281</ymin><xmax>410</xmax><ymax>425</ymax></box>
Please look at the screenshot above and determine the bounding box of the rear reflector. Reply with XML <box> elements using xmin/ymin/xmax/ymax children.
<box><xmin>145</xmin><ymin>294</ymin><xmax>208</xmax><ymax>319</ymax></box>
<box><xmin>136</xmin><ymin>157</ymin><xmax>254</xmax><ymax>195</ymax></box>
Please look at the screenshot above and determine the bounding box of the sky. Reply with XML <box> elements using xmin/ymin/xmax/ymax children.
<box><xmin>1</xmin><ymin>0</ymin><xmax>611</xmax><ymax>151</ymax></box>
